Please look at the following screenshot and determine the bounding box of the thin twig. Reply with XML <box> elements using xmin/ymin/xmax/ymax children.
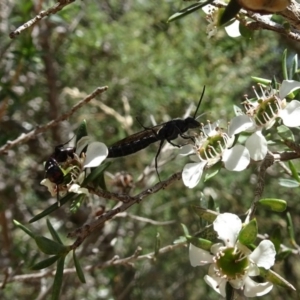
<box><xmin>68</xmin><ymin>172</ymin><xmax>182</xmax><ymax>248</ymax></box>
<box><xmin>9</xmin><ymin>0</ymin><xmax>76</xmax><ymax>39</ymax></box>
<box><xmin>1</xmin><ymin>242</ymin><xmax>186</xmax><ymax>284</ymax></box>
<box><xmin>0</xmin><ymin>86</ymin><xmax>108</xmax><ymax>155</ymax></box>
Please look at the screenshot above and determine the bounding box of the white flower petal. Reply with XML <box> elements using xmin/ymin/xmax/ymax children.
<box><xmin>202</xmin><ymin>4</ymin><xmax>214</xmax><ymax>14</ymax></box>
<box><xmin>225</xmin><ymin>20</ymin><xmax>241</xmax><ymax>38</ymax></box>
<box><xmin>244</xmin><ymin>277</ymin><xmax>273</xmax><ymax>297</ymax></box>
<box><xmin>41</xmin><ymin>178</ymin><xmax>57</xmax><ymax>197</ymax></box>
<box><xmin>84</xmin><ymin>142</ymin><xmax>108</xmax><ymax>168</ymax></box>
<box><xmin>279</xmin><ymin>80</ymin><xmax>300</xmax><ymax>99</ymax></box>
<box><xmin>213</xmin><ymin>213</ymin><xmax>242</xmax><ymax>247</ymax></box>
<box><xmin>229</xmin><ymin>115</ymin><xmax>255</xmax><ymax>136</ymax></box>
<box><xmin>189</xmin><ymin>243</ymin><xmax>213</xmax><ymax>266</ymax></box>
<box><xmin>76</xmin><ymin>136</ymin><xmax>91</xmax><ymax>155</ymax></box>
<box><xmin>248</xmin><ymin>264</ymin><xmax>260</xmax><ymax>276</ymax></box>
<box><xmin>245</xmin><ymin>131</ymin><xmax>267</xmax><ymax>161</ymax></box>
<box><xmin>223</xmin><ymin>145</ymin><xmax>250</xmax><ymax>171</ymax></box>
<box><xmin>230</xmin><ymin>277</ymin><xmax>245</xmax><ymax>289</ymax></box>
<box><xmin>249</xmin><ymin>240</ymin><xmax>276</xmax><ymax>269</ymax></box>
<box><xmin>68</xmin><ymin>184</ymin><xmax>89</xmax><ymax>195</ymax></box>
<box><xmin>205</xmin><ymin>268</ymin><xmax>227</xmax><ymax>297</ymax></box>
<box><xmin>210</xmin><ymin>243</ymin><xmax>225</xmax><ymax>255</ymax></box>
<box><xmin>280</xmin><ymin>100</ymin><xmax>300</xmax><ymax>127</ymax></box>
<box><xmin>182</xmin><ymin>162</ymin><xmax>206</xmax><ymax>188</ymax></box>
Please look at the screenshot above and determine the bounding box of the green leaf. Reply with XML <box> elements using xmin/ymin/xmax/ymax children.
<box><xmin>276</xmin><ymin>249</ymin><xmax>292</xmax><ymax>261</ymax></box>
<box><xmin>192</xmin><ymin>206</ymin><xmax>218</xmax><ymax>223</ymax></box>
<box><xmin>286</xmin><ymin>212</ymin><xmax>296</xmax><ymax>245</ymax></box>
<box><xmin>288</xmin><ymin>161</ymin><xmax>300</xmax><ymax>183</ymax></box>
<box><xmin>31</xmin><ymin>255</ymin><xmax>60</xmax><ymax>270</ymax></box>
<box><xmin>278</xmin><ymin>178</ymin><xmax>300</xmax><ymax>188</ymax></box>
<box><xmin>83</xmin><ymin>162</ymin><xmax>110</xmax><ymax>186</ymax></box>
<box><xmin>52</xmin><ymin>256</ymin><xmax>66</xmax><ymax>300</ymax></box>
<box><xmin>239</xmin><ymin>22</ymin><xmax>253</xmax><ymax>40</ymax></box>
<box><xmin>291</xmin><ymin>54</ymin><xmax>298</xmax><ymax>80</ymax></box>
<box><xmin>251</xmin><ymin>76</ymin><xmax>271</xmax><ymax>86</ymax></box>
<box><xmin>35</xmin><ymin>236</ymin><xmax>69</xmax><ymax>255</ymax></box>
<box><xmin>73</xmin><ymin>250</ymin><xmax>86</xmax><ymax>283</ymax></box>
<box><xmin>195</xmin><ymin>224</ymin><xmax>217</xmax><ymax>241</ymax></box>
<box><xmin>181</xmin><ymin>223</ymin><xmax>190</xmax><ymax>237</ymax></box>
<box><xmin>259</xmin><ymin>267</ymin><xmax>296</xmax><ymax>290</ymax></box>
<box><xmin>188</xmin><ymin>236</ymin><xmax>213</xmax><ymax>251</ymax></box>
<box><xmin>13</xmin><ymin>220</ymin><xmax>35</xmax><ymax>239</ymax></box>
<box><xmin>29</xmin><ymin>193</ymin><xmax>75</xmax><ymax>223</ymax></box>
<box><xmin>238</xmin><ymin>219</ymin><xmax>257</xmax><ymax>246</ymax></box>
<box><xmin>269</xmin><ymin>225</ymin><xmax>282</xmax><ymax>253</ymax></box>
<box><xmin>258</xmin><ymin>198</ymin><xmax>287</xmax><ymax>212</ymax></box>
<box><xmin>282</xmin><ymin>49</ymin><xmax>288</xmax><ymax>80</ymax></box>
<box><xmin>167</xmin><ymin>0</ymin><xmax>212</xmax><ymax>23</ymax></box>
<box><xmin>47</xmin><ymin>219</ymin><xmax>63</xmax><ymax>244</ymax></box>
<box><xmin>76</xmin><ymin>119</ymin><xmax>88</xmax><ymax>144</ymax></box>
<box><xmin>204</xmin><ymin>161</ymin><xmax>221</xmax><ymax>181</ymax></box>
<box><xmin>276</xmin><ymin>125</ymin><xmax>294</xmax><ymax>141</ymax></box>
<box><xmin>219</xmin><ymin>0</ymin><xmax>240</xmax><ymax>26</ymax></box>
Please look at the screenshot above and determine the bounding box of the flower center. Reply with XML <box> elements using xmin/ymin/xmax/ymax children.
<box><xmin>197</xmin><ymin>132</ymin><xmax>231</xmax><ymax>162</ymax></box>
<box><xmin>215</xmin><ymin>247</ymin><xmax>249</xmax><ymax>279</ymax></box>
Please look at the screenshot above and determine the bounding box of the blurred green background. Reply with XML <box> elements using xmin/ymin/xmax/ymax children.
<box><xmin>0</xmin><ymin>1</ymin><xmax>299</xmax><ymax>299</ymax></box>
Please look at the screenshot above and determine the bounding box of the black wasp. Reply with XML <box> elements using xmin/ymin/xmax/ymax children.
<box><xmin>44</xmin><ymin>142</ymin><xmax>76</xmax><ymax>200</ymax></box>
<box><xmin>107</xmin><ymin>86</ymin><xmax>205</xmax><ymax>179</ymax></box>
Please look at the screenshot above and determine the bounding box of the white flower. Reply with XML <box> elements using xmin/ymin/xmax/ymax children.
<box><xmin>202</xmin><ymin>5</ymin><xmax>241</xmax><ymax>38</ymax></box>
<box><xmin>41</xmin><ymin>137</ymin><xmax>108</xmax><ymax>199</ymax></box>
<box><xmin>181</xmin><ymin>122</ymin><xmax>250</xmax><ymax>188</ymax></box>
<box><xmin>190</xmin><ymin>213</ymin><xmax>276</xmax><ymax>297</ymax></box>
<box><xmin>229</xmin><ymin>80</ymin><xmax>300</xmax><ymax>160</ymax></box>
<box><xmin>224</xmin><ymin>20</ymin><xmax>241</xmax><ymax>38</ymax></box>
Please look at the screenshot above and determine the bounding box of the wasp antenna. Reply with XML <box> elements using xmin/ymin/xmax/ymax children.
<box><xmin>193</xmin><ymin>86</ymin><xmax>205</xmax><ymax>119</ymax></box>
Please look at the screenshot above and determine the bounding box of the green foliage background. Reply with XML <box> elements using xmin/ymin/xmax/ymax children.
<box><xmin>0</xmin><ymin>1</ymin><xmax>299</xmax><ymax>299</ymax></box>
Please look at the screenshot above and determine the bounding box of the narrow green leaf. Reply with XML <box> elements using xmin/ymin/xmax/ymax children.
<box><xmin>251</xmin><ymin>76</ymin><xmax>271</xmax><ymax>85</ymax></box>
<box><xmin>181</xmin><ymin>223</ymin><xmax>190</xmax><ymax>237</ymax></box>
<box><xmin>192</xmin><ymin>206</ymin><xmax>218</xmax><ymax>223</ymax></box>
<box><xmin>276</xmin><ymin>125</ymin><xmax>294</xmax><ymax>141</ymax></box>
<box><xmin>278</xmin><ymin>178</ymin><xmax>300</xmax><ymax>188</ymax></box>
<box><xmin>35</xmin><ymin>236</ymin><xmax>69</xmax><ymax>255</ymax></box>
<box><xmin>291</xmin><ymin>54</ymin><xmax>298</xmax><ymax>80</ymax></box>
<box><xmin>269</xmin><ymin>225</ymin><xmax>282</xmax><ymax>253</ymax></box>
<box><xmin>167</xmin><ymin>1</ymin><xmax>212</xmax><ymax>23</ymax></box>
<box><xmin>187</xmin><ymin>236</ymin><xmax>213</xmax><ymax>251</ymax></box>
<box><xmin>73</xmin><ymin>250</ymin><xmax>86</xmax><ymax>283</ymax></box>
<box><xmin>259</xmin><ymin>267</ymin><xmax>296</xmax><ymax>290</ymax></box>
<box><xmin>83</xmin><ymin>162</ymin><xmax>110</xmax><ymax>185</ymax></box>
<box><xmin>51</xmin><ymin>256</ymin><xmax>66</xmax><ymax>300</ymax></box>
<box><xmin>219</xmin><ymin>0</ymin><xmax>241</xmax><ymax>26</ymax></box>
<box><xmin>276</xmin><ymin>249</ymin><xmax>292</xmax><ymax>261</ymax></box>
<box><xmin>259</xmin><ymin>198</ymin><xmax>287</xmax><ymax>212</ymax></box>
<box><xmin>31</xmin><ymin>255</ymin><xmax>60</xmax><ymax>270</ymax></box>
<box><xmin>47</xmin><ymin>219</ymin><xmax>63</xmax><ymax>245</ymax></box>
<box><xmin>13</xmin><ymin>220</ymin><xmax>35</xmax><ymax>239</ymax></box>
<box><xmin>238</xmin><ymin>219</ymin><xmax>257</xmax><ymax>246</ymax></box>
<box><xmin>76</xmin><ymin>120</ymin><xmax>88</xmax><ymax>144</ymax></box>
<box><xmin>204</xmin><ymin>161</ymin><xmax>221</xmax><ymax>181</ymax></box>
<box><xmin>288</xmin><ymin>161</ymin><xmax>300</xmax><ymax>183</ymax></box>
<box><xmin>286</xmin><ymin>212</ymin><xmax>296</xmax><ymax>245</ymax></box>
<box><xmin>282</xmin><ymin>49</ymin><xmax>288</xmax><ymax>80</ymax></box>
<box><xmin>30</xmin><ymin>193</ymin><xmax>75</xmax><ymax>223</ymax></box>
<box><xmin>239</xmin><ymin>22</ymin><xmax>253</xmax><ymax>40</ymax></box>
